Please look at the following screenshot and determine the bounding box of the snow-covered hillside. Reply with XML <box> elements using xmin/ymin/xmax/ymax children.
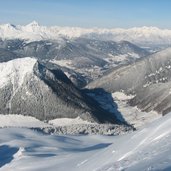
<box><xmin>1</xmin><ymin>22</ymin><xmax>171</xmax><ymax>46</ymax></box>
<box><xmin>0</xmin><ymin>57</ymin><xmax>36</xmax><ymax>89</ymax></box>
<box><xmin>0</xmin><ymin>113</ymin><xmax>171</xmax><ymax>171</ymax></box>
<box><xmin>0</xmin><ymin>114</ymin><xmax>49</xmax><ymax>128</ymax></box>
<box><xmin>0</xmin><ymin>57</ymin><xmax>121</xmax><ymax>124</ymax></box>
<box><xmin>0</xmin><ymin>37</ymin><xmax>150</xmax><ymax>87</ymax></box>
<box><xmin>0</xmin><ymin>114</ymin><xmax>132</xmax><ymax>135</ymax></box>
<box><xmin>87</xmin><ymin>90</ymin><xmax>160</xmax><ymax>128</ymax></box>
<box><xmin>88</xmin><ymin>48</ymin><xmax>171</xmax><ymax>115</ymax></box>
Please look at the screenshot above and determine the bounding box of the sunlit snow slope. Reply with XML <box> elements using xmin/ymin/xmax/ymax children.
<box><xmin>0</xmin><ymin>113</ymin><xmax>171</xmax><ymax>171</ymax></box>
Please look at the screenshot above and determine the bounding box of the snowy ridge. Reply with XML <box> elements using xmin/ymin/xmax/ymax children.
<box><xmin>0</xmin><ymin>114</ymin><xmax>131</xmax><ymax>135</ymax></box>
<box><xmin>49</xmin><ymin>117</ymin><xmax>92</xmax><ymax>126</ymax></box>
<box><xmin>0</xmin><ymin>114</ymin><xmax>48</xmax><ymax>128</ymax></box>
<box><xmin>0</xmin><ymin>114</ymin><xmax>91</xmax><ymax>128</ymax></box>
<box><xmin>1</xmin><ymin>22</ymin><xmax>171</xmax><ymax>45</ymax></box>
<box><xmin>0</xmin><ymin>57</ymin><xmax>36</xmax><ymax>89</ymax></box>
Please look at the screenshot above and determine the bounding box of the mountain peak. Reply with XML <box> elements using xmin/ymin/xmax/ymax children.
<box><xmin>26</xmin><ymin>21</ymin><xmax>40</xmax><ymax>27</ymax></box>
<box><xmin>1</xmin><ymin>23</ymin><xmax>16</xmax><ymax>30</ymax></box>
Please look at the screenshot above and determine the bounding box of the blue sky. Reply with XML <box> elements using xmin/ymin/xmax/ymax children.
<box><xmin>0</xmin><ymin>0</ymin><xmax>171</xmax><ymax>28</ymax></box>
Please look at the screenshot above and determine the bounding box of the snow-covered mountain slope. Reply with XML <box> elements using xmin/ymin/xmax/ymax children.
<box><xmin>0</xmin><ymin>57</ymin><xmax>120</xmax><ymax>124</ymax></box>
<box><xmin>1</xmin><ymin>22</ymin><xmax>171</xmax><ymax>46</ymax></box>
<box><xmin>0</xmin><ymin>38</ymin><xmax>149</xmax><ymax>65</ymax></box>
<box><xmin>0</xmin><ymin>38</ymin><xmax>150</xmax><ymax>87</ymax></box>
<box><xmin>82</xmin><ymin>112</ymin><xmax>171</xmax><ymax>171</ymax></box>
<box><xmin>88</xmin><ymin>48</ymin><xmax>171</xmax><ymax>115</ymax></box>
<box><xmin>0</xmin><ymin>112</ymin><xmax>171</xmax><ymax>171</ymax></box>
<box><xmin>111</xmin><ymin>92</ymin><xmax>161</xmax><ymax>128</ymax></box>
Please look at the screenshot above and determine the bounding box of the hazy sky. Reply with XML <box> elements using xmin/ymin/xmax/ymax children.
<box><xmin>0</xmin><ymin>0</ymin><xmax>171</xmax><ymax>28</ymax></box>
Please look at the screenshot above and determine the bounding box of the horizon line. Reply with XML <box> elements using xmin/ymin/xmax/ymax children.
<box><xmin>1</xmin><ymin>21</ymin><xmax>171</xmax><ymax>30</ymax></box>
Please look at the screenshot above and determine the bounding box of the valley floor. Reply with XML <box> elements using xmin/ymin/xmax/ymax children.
<box><xmin>0</xmin><ymin>113</ymin><xmax>171</xmax><ymax>171</ymax></box>
<box><xmin>112</xmin><ymin>92</ymin><xmax>161</xmax><ymax>128</ymax></box>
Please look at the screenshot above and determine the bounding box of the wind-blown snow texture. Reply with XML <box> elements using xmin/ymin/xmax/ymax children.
<box><xmin>0</xmin><ymin>113</ymin><xmax>171</xmax><ymax>171</ymax></box>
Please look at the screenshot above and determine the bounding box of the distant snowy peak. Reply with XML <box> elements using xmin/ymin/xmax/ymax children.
<box><xmin>26</xmin><ymin>21</ymin><xmax>40</xmax><ymax>27</ymax></box>
<box><xmin>23</xmin><ymin>21</ymin><xmax>41</xmax><ymax>32</ymax></box>
<box><xmin>0</xmin><ymin>23</ymin><xmax>16</xmax><ymax>30</ymax></box>
<box><xmin>0</xmin><ymin>22</ymin><xmax>171</xmax><ymax>45</ymax></box>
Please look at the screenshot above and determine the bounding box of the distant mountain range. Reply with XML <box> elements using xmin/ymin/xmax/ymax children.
<box><xmin>0</xmin><ymin>21</ymin><xmax>171</xmax><ymax>47</ymax></box>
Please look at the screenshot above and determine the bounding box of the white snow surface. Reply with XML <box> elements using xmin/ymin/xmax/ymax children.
<box><xmin>0</xmin><ymin>114</ymin><xmax>49</xmax><ymax>128</ymax></box>
<box><xmin>0</xmin><ymin>57</ymin><xmax>36</xmax><ymax>89</ymax></box>
<box><xmin>0</xmin><ymin>114</ymin><xmax>132</xmax><ymax>135</ymax></box>
<box><xmin>1</xmin><ymin>22</ymin><xmax>171</xmax><ymax>45</ymax></box>
<box><xmin>112</xmin><ymin>92</ymin><xmax>161</xmax><ymax>128</ymax></box>
<box><xmin>0</xmin><ymin>113</ymin><xmax>171</xmax><ymax>171</ymax></box>
<box><xmin>0</xmin><ymin>114</ymin><xmax>92</xmax><ymax>128</ymax></box>
<box><xmin>49</xmin><ymin>117</ymin><xmax>92</xmax><ymax>126</ymax></box>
